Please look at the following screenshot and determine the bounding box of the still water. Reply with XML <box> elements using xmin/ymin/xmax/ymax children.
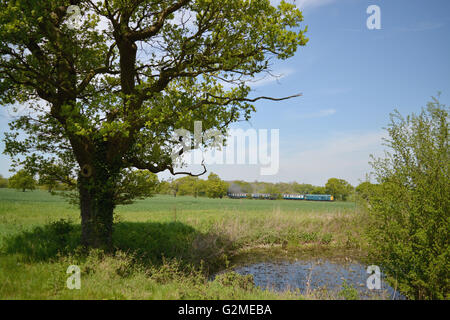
<box><xmin>226</xmin><ymin>254</ymin><xmax>405</xmax><ymax>299</ymax></box>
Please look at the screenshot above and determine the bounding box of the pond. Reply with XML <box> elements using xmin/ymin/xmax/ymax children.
<box><xmin>217</xmin><ymin>250</ymin><xmax>405</xmax><ymax>300</ymax></box>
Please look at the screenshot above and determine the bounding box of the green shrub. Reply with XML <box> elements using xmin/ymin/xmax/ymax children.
<box><xmin>339</xmin><ymin>280</ymin><xmax>360</xmax><ymax>300</ymax></box>
<box><xmin>344</xmin><ymin>231</ymin><xmax>360</xmax><ymax>249</ymax></box>
<box><xmin>320</xmin><ymin>233</ymin><xmax>333</xmax><ymax>245</ymax></box>
<box><xmin>367</xmin><ymin>97</ymin><xmax>449</xmax><ymax>300</ymax></box>
<box><xmin>0</xmin><ymin>175</ymin><xmax>8</xmax><ymax>188</ymax></box>
<box><xmin>8</xmin><ymin>169</ymin><xmax>36</xmax><ymax>192</ymax></box>
<box><xmin>298</xmin><ymin>231</ymin><xmax>318</xmax><ymax>243</ymax></box>
<box><xmin>214</xmin><ymin>271</ymin><xmax>255</xmax><ymax>291</ymax></box>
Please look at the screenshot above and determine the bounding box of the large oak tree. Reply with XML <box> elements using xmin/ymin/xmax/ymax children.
<box><xmin>0</xmin><ymin>0</ymin><xmax>307</xmax><ymax>248</ymax></box>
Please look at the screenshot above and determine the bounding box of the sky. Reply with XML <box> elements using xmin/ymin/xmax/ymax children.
<box><xmin>1</xmin><ymin>0</ymin><xmax>449</xmax><ymax>186</ymax></box>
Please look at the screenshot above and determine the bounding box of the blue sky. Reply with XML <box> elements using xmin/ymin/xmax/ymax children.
<box><xmin>191</xmin><ymin>0</ymin><xmax>450</xmax><ymax>186</ymax></box>
<box><xmin>1</xmin><ymin>0</ymin><xmax>449</xmax><ymax>186</ymax></box>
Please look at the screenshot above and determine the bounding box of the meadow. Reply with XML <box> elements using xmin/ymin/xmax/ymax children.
<box><xmin>0</xmin><ymin>189</ymin><xmax>369</xmax><ymax>299</ymax></box>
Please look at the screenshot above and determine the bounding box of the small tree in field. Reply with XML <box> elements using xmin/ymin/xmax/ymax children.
<box><xmin>205</xmin><ymin>172</ymin><xmax>228</xmax><ymax>198</ymax></box>
<box><xmin>157</xmin><ymin>180</ymin><xmax>172</xmax><ymax>195</ymax></box>
<box><xmin>113</xmin><ymin>169</ymin><xmax>159</xmax><ymax>205</ymax></box>
<box><xmin>174</xmin><ymin>176</ymin><xmax>194</xmax><ymax>196</ymax></box>
<box><xmin>311</xmin><ymin>186</ymin><xmax>326</xmax><ymax>194</ymax></box>
<box><xmin>8</xmin><ymin>170</ymin><xmax>36</xmax><ymax>192</ymax></box>
<box><xmin>0</xmin><ymin>1</ymin><xmax>307</xmax><ymax>248</ymax></box>
<box><xmin>0</xmin><ymin>174</ymin><xmax>8</xmax><ymax>188</ymax></box>
<box><xmin>367</xmin><ymin>96</ymin><xmax>449</xmax><ymax>300</ymax></box>
<box><xmin>325</xmin><ymin>178</ymin><xmax>353</xmax><ymax>201</ymax></box>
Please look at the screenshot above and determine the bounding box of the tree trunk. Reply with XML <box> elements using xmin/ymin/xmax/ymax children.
<box><xmin>78</xmin><ymin>170</ymin><xmax>116</xmax><ymax>250</ymax></box>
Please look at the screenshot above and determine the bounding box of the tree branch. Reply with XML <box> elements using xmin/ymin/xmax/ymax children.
<box><xmin>127</xmin><ymin>0</ymin><xmax>191</xmax><ymax>41</ymax></box>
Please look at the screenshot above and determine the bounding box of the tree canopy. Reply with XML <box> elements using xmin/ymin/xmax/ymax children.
<box><xmin>325</xmin><ymin>178</ymin><xmax>353</xmax><ymax>201</ymax></box>
<box><xmin>0</xmin><ymin>0</ymin><xmax>307</xmax><ymax>248</ymax></box>
<box><xmin>367</xmin><ymin>96</ymin><xmax>449</xmax><ymax>299</ymax></box>
<box><xmin>173</xmin><ymin>175</ymin><xmax>205</xmax><ymax>197</ymax></box>
<box><xmin>0</xmin><ymin>174</ymin><xmax>8</xmax><ymax>188</ymax></box>
<box><xmin>8</xmin><ymin>169</ymin><xmax>36</xmax><ymax>192</ymax></box>
<box><xmin>205</xmin><ymin>172</ymin><xmax>228</xmax><ymax>198</ymax></box>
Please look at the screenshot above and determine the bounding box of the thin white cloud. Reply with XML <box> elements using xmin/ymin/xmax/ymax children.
<box><xmin>297</xmin><ymin>108</ymin><xmax>336</xmax><ymax>119</ymax></box>
<box><xmin>277</xmin><ymin>131</ymin><xmax>386</xmax><ymax>185</ymax></box>
<box><xmin>396</xmin><ymin>21</ymin><xmax>446</xmax><ymax>32</ymax></box>
<box><xmin>158</xmin><ymin>130</ymin><xmax>387</xmax><ymax>186</ymax></box>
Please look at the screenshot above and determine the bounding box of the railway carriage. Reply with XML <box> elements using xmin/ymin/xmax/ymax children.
<box><xmin>282</xmin><ymin>194</ymin><xmax>304</xmax><ymax>200</ymax></box>
<box><xmin>227</xmin><ymin>193</ymin><xmax>248</xmax><ymax>199</ymax></box>
<box><xmin>227</xmin><ymin>192</ymin><xmax>334</xmax><ymax>201</ymax></box>
<box><xmin>304</xmin><ymin>194</ymin><xmax>334</xmax><ymax>201</ymax></box>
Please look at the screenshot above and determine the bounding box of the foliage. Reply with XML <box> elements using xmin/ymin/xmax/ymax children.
<box><xmin>205</xmin><ymin>172</ymin><xmax>228</xmax><ymax>198</ymax></box>
<box><xmin>292</xmin><ymin>183</ymin><xmax>315</xmax><ymax>194</ymax></box>
<box><xmin>339</xmin><ymin>280</ymin><xmax>360</xmax><ymax>300</ymax></box>
<box><xmin>38</xmin><ymin>174</ymin><xmax>71</xmax><ymax>193</ymax></box>
<box><xmin>173</xmin><ymin>176</ymin><xmax>207</xmax><ymax>197</ymax></box>
<box><xmin>325</xmin><ymin>178</ymin><xmax>353</xmax><ymax>201</ymax></box>
<box><xmin>175</xmin><ymin>176</ymin><xmax>196</xmax><ymax>196</ymax></box>
<box><xmin>261</xmin><ymin>184</ymin><xmax>281</xmax><ymax>199</ymax></box>
<box><xmin>320</xmin><ymin>233</ymin><xmax>333</xmax><ymax>245</ymax></box>
<box><xmin>168</xmin><ymin>178</ymin><xmax>180</xmax><ymax>197</ymax></box>
<box><xmin>114</xmin><ymin>169</ymin><xmax>159</xmax><ymax>205</ymax></box>
<box><xmin>355</xmin><ymin>181</ymin><xmax>377</xmax><ymax>201</ymax></box>
<box><xmin>298</xmin><ymin>231</ymin><xmax>318</xmax><ymax>243</ymax></box>
<box><xmin>0</xmin><ymin>0</ymin><xmax>308</xmax><ymax>247</ymax></box>
<box><xmin>64</xmin><ymin>169</ymin><xmax>160</xmax><ymax>206</ymax></box>
<box><xmin>157</xmin><ymin>180</ymin><xmax>172</xmax><ymax>195</ymax></box>
<box><xmin>0</xmin><ymin>174</ymin><xmax>8</xmax><ymax>188</ymax></box>
<box><xmin>225</xmin><ymin>180</ymin><xmax>333</xmax><ymax>196</ymax></box>
<box><xmin>8</xmin><ymin>169</ymin><xmax>36</xmax><ymax>192</ymax></box>
<box><xmin>367</xmin><ymin>96</ymin><xmax>449</xmax><ymax>300</ymax></box>
<box><xmin>214</xmin><ymin>271</ymin><xmax>254</xmax><ymax>291</ymax></box>
<box><xmin>312</xmin><ymin>186</ymin><xmax>326</xmax><ymax>195</ymax></box>
<box><xmin>196</xmin><ymin>179</ymin><xmax>209</xmax><ymax>197</ymax></box>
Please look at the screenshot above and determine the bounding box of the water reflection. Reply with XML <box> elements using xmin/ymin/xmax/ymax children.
<box><xmin>231</xmin><ymin>259</ymin><xmax>405</xmax><ymax>300</ymax></box>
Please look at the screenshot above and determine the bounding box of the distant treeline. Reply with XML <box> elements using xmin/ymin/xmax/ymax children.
<box><xmin>2</xmin><ymin>170</ymin><xmax>357</xmax><ymax>202</ymax></box>
<box><xmin>159</xmin><ymin>176</ymin><xmax>356</xmax><ymax>201</ymax></box>
<box><xmin>0</xmin><ymin>171</ymin><xmax>70</xmax><ymax>192</ymax></box>
<box><xmin>158</xmin><ymin>173</ymin><xmax>228</xmax><ymax>199</ymax></box>
<box><xmin>0</xmin><ymin>174</ymin><xmax>8</xmax><ymax>188</ymax></box>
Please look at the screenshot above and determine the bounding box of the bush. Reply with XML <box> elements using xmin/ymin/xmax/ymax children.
<box><xmin>320</xmin><ymin>233</ymin><xmax>333</xmax><ymax>245</ymax></box>
<box><xmin>214</xmin><ymin>271</ymin><xmax>255</xmax><ymax>291</ymax></box>
<box><xmin>367</xmin><ymin>96</ymin><xmax>449</xmax><ymax>299</ymax></box>
<box><xmin>339</xmin><ymin>280</ymin><xmax>360</xmax><ymax>300</ymax></box>
<box><xmin>298</xmin><ymin>231</ymin><xmax>318</xmax><ymax>243</ymax></box>
<box><xmin>8</xmin><ymin>169</ymin><xmax>36</xmax><ymax>192</ymax></box>
<box><xmin>206</xmin><ymin>173</ymin><xmax>228</xmax><ymax>198</ymax></box>
<box><xmin>325</xmin><ymin>178</ymin><xmax>353</xmax><ymax>201</ymax></box>
<box><xmin>0</xmin><ymin>175</ymin><xmax>8</xmax><ymax>188</ymax></box>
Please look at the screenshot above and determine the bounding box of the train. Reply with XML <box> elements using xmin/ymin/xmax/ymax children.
<box><xmin>227</xmin><ymin>193</ymin><xmax>334</xmax><ymax>201</ymax></box>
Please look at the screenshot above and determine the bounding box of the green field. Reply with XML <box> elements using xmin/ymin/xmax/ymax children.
<box><xmin>0</xmin><ymin>189</ymin><xmax>367</xmax><ymax>299</ymax></box>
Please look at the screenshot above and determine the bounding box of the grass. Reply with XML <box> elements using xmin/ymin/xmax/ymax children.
<box><xmin>0</xmin><ymin>189</ymin><xmax>368</xmax><ymax>300</ymax></box>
